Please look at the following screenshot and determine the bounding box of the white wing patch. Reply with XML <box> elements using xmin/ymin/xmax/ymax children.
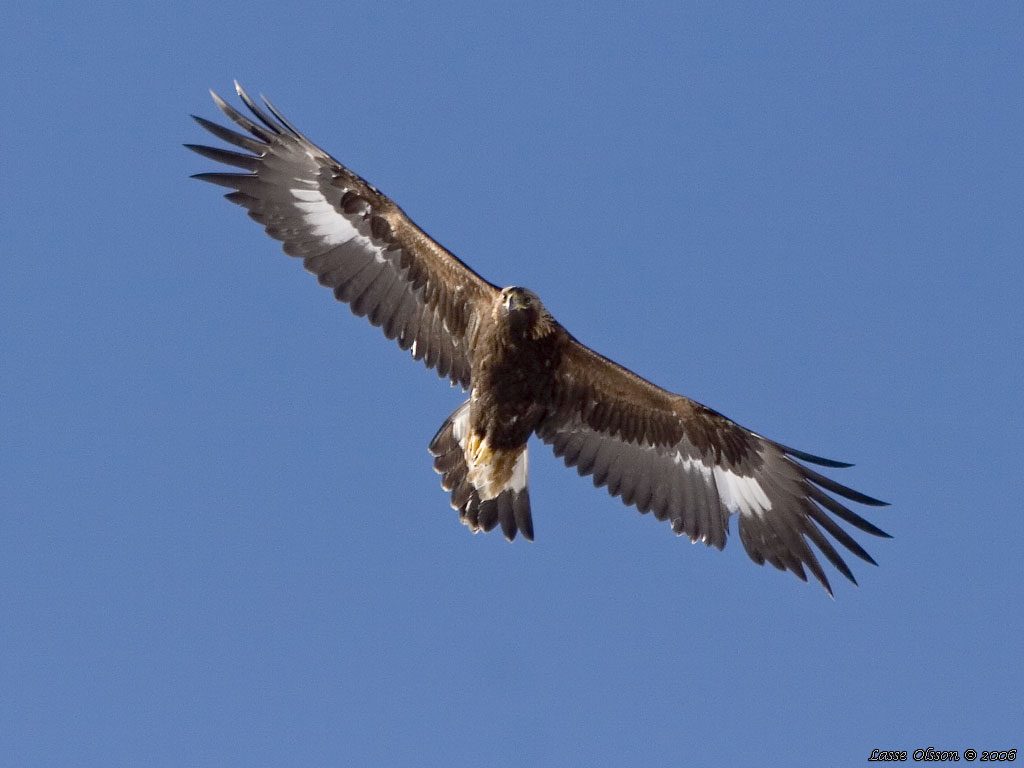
<box><xmin>674</xmin><ymin>452</ymin><xmax>772</xmax><ymax>517</ymax></box>
<box><xmin>289</xmin><ymin>187</ymin><xmax>374</xmax><ymax>249</ymax></box>
<box><xmin>713</xmin><ymin>465</ymin><xmax>772</xmax><ymax>517</ymax></box>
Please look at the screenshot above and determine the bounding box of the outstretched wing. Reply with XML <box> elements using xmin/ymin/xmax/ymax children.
<box><xmin>540</xmin><ymin>338</ymin><xmax>890</xmax><ymax>595</ymax></box>
<box><xmin>187</xmin><ymin>82</ymin><xmax>499</xmax><ymax>389</ymax></box>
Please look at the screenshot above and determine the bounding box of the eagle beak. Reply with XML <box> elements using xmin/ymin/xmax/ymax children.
<box><xmin>507</xmin><ymin>292</ymin><xmax>528</xmax><ymax>312</ymax></box>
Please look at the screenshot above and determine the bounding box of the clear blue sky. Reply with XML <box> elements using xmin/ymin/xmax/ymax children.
<box><xmin>2</xmin><ymin>2</ymin><xmax>1021</xmax><ymax>765</ymax></box>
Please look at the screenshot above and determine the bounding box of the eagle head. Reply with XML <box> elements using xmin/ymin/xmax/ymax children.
<box><xmin>498</xmin><ymin>286</ymin><xmax>554</xmax><ymax>339</ymax></box>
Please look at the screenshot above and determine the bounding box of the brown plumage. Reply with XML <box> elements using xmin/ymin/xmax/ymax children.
<box><xmin>188</xmin><ymin>83</ymin><xmax>890</xmax><ymax>596</ymax></box>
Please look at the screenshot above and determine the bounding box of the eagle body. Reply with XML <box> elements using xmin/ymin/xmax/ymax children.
<box><xmin>472</xmin><ymin>287</ymin><xmax>561</xmax><ymax>453</ymax></box>
<box><xmin>189</xmin><ymin>83</ymin><xmax>891</xmax><ymax>595</ymax></box>
<box><xmin>431</xmin><ymin>287</ymin><xmax>563</xmax><ymax>540</ymax></box>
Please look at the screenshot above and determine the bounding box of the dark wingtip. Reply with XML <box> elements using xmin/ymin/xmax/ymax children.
<box><xmin>861</xmin><ymin>551</ymin><xmax>879</xmax><ymax>567</ymax></box>
<box><xmin>852</xmin><ymin>493</ymin><xmax>890</xmax><ymax>508</ymax></box>
<box><xmin>779</xmin><ymin>443</ymin><xmax>854</xmax><ymax>468</ymax></box>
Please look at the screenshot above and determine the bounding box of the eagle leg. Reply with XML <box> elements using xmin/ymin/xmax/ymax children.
<box><xmin>428</xmin><ymin>402</ymin><xmax>534</xmax><ymax>542</ymax></box>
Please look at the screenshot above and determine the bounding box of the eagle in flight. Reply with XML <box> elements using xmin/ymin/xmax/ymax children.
<box><xmin>188</xmin><ymin>83</ymin><xmax>889</xmax><ymax>596</ymax></box>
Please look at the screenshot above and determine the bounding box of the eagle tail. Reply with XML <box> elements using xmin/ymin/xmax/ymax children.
<box><xmin>428</xmin><ymin>402</ymin><xmax>534</xmax><ymax>541</ymax></box>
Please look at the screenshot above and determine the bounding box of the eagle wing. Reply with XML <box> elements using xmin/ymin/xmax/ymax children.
<box><xmin>186</xmin><ymin>83</ymin><xmax>499</xmax><ymax>389</ymax></box>
<box><xmin>540</xmin><ymin>338</ymin><xmax>889</xmax><ymax>595</ymax></box>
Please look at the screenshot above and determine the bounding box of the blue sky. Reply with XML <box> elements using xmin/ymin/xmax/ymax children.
<box><xmin>2</xmin><ymin>1</ymin><xmax>1021</xmax><ymax>765</ymax></box>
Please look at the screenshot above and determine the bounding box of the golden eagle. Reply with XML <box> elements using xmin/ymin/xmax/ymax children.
<box><xmin>188</xmin><ymin>83</ymin><xmax>889</xmax><ymax>595</ymax></box>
